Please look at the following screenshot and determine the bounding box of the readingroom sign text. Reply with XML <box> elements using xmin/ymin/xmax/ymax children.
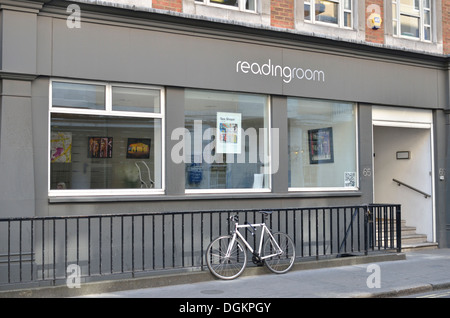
<box><xmin>236</xmin><ymin>59</ymin><xmax>325</xmax><ymax>84</ymax></box>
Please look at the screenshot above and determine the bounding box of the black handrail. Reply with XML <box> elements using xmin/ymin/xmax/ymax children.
<box><xmin>393</xmin><ymin>178</ymin><xmax>431</xmax><ymax>198</ymax></box>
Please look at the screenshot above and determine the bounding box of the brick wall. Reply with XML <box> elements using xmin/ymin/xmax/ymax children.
<box><xmin>149</xmin><ymin>0</ymin><xmax>447</xmax><ymax>55</ymax></box>
<box><xmin>365</xmin><ymin>0</ymin><xmax>384</xmax><ymax>44</ymax></box>
<box><xmin>443</xmin><ymin>0</ymin><xmax>450</xmax><ymax>55</ymax></box>
<box><xmin>153</xmin><ymin>0</ymin><xmax>182</xmax><ymax>12</ymax></box>
<box><xmin>271</xmin><ymin>0</ymin><xmax>294</xmax><ymax>29</ymax></box>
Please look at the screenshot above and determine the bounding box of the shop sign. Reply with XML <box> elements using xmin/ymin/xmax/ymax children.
<box><xmin>236</xmin><ymin>59</ymin><xmax>325</xmax><ymax>84</ymax></box>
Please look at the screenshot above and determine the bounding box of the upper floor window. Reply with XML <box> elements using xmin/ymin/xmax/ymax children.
<box><xmin>304</xmin><ymin>0</ymin><xmax>352</xmax><ymax>28</ymax></box>
<box><xmin>392</xmin><ymin>0</ymin><xmax>432</xmax><ymax>41</ymax></box>
<box><xmin>195</xmin><ymin>0</ymin><xmax>257</xmax><ymax>12</ymax></box>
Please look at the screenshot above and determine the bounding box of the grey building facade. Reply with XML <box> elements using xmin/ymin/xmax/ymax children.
<box><xmin>0</xmin><ymin>0</ymin><xmax>449</xmax><ymax>248</ymax></box>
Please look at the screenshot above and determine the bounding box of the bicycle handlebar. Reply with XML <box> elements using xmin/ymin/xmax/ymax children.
<box><xmin>229</xmin><ymin>211</ymin><xmax>273</xmax><ymax>223</ymax></box>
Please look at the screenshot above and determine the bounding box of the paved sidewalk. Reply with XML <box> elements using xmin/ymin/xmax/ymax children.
<box><xmin>80</xmin><ymin>248</ymin><xmax>450</xmax><ymax>298</ymax></box>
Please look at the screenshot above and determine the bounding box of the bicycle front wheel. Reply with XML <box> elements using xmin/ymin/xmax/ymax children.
<box><xmin>205</xmin><ymin>235</ymin><xmax>247</xmax><ymax>280</ymax></box>
<box><xmin>263</xmin><ymin>232</ymin><xmax>295</xmax><ymax>274</ymax></box>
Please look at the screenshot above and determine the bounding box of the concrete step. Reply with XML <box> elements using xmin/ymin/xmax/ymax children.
<box><xmin>402</xmin><ymin>226</ymin><xmax>418</xmax><ymax>236</ymax></box>
<box><xmin>376</xmin><ymin>226</ymin><xmax>416</xmax><ymax>236</ymax></box>
<box><xmin>402</xmin><ymin>233</ymin><xmax>428</xmax><ymax>244</ymax></box>
<box><xmin>376</xmin><ymin>219</ymin><xmax>438</xmax><ymax>252</ymax></box>
<box><xmin>401</xmin><ymin>242</ymin><xmax>438</xmax><ymax>252</ymax></box>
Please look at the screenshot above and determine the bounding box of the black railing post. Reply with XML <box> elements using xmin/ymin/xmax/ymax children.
<box><xmin>364</xmin><ymin>205</ymin><xmax>369</xmax><ymax>256</ymax></box>
<box><xmin>396</xmin><ymin>205</ymin><xmax>402</xmax><ymax>253</ymax></box>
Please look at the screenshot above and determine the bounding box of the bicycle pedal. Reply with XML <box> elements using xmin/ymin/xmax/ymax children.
<box><xmin>252</xmin><ymin>256</ymin><xmax>264</xmax><ymax>266</ymax></box>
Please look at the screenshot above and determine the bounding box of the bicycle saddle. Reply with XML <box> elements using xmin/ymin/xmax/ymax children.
<box><xmin>259</xmin><ymin>210</ymin><xmax>273</xmax><ymax>215</ymax></box>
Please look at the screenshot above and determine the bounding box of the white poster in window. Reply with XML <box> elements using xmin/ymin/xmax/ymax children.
<box><xmin>217</xmin><ymin>112</ymin><xmax>241</xmax><ymax>154</ymax></box>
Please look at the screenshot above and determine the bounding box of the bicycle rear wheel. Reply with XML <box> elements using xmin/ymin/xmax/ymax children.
<box><xmin>263</xmin><ymin>232</ymin><xmax>295</xmax><ymax>274</ymax></box>
<box><xmin>205</xmin><ymin>235</ymin><xmax>247</xmax><ymax>280</ymax></box>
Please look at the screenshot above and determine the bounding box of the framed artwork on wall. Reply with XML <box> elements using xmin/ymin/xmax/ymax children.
<box><xmin>127</xmin><ymin>138</ymin><xmax>151</xmax><ymax>159</ymax></box>
<box><xmin>88</xmin><ymin>137</ymin><xmax>113</xmax><ymax>158</ymax></box>
<box><xmin>308</xmin><ymin>127</ymin><xmax>334</xmax><ymax>164</ymax></box>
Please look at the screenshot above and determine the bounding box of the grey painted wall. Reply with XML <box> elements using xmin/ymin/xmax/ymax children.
<box><xmin>0</xmin><ymin>0</ymin><xmax>447</xmax><ymax>250</ymax></box>
<box><xmin>0</xmin><ymin>80</ymin><xmax>35</xmax><ymax>217</ymax></box>
<box><xmin>37</xmin><ymin>16</ymin><xmax>447</xmax><ymax>109</ymax></box>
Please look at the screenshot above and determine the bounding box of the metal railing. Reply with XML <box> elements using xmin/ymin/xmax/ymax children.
<box><xmin>393</xmin><ymin>178</ymin><xmax>431</xmax><ymax>198</ymax></box>
<box><xmin>0</xmin><ymin>204</ymin><xmax>401</xmax><ymax>290</ymax></box>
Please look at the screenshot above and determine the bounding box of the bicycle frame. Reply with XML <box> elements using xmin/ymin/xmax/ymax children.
<box><xmin>226</xmin><ymin>221</ymin><xmax>283</xmax><ymax>260</ymax></box>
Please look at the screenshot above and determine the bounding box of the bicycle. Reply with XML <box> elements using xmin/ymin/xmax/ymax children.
<box><xmin>205</xmin><ymin>211</ymin><xmax>296</xmax><ymax>280</ymax></box>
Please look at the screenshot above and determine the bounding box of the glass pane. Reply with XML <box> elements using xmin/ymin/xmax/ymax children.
<box><xmin>287</xmin><ymin>98</ymin><xmax>357</xmax><ymax>189</ymax></box>
<box><xmin>51</xmin><ymin>114</ymin><xmax>162</xmax><ymax>190</ymax></box>
<box><xmin>400</xmin><ymin>0</ymin><xmax>419</xmax><ymax>16</ymax></box>
<box><xmin>184</xmin><ymin>89</ymin><xmax>270</xmax><ymax>190</ymax></box>
<box><xmin>112</xmin><ymin>86</ymin><xmax>160</xmax><ymax>113</ymax></box>
<box><xmin>245</xmin><ymin>0</ymin><xmax>256</xmax><ymax>11</ymax></box>
<box><xmin>316</xmin><ymin>0</ymin><xmax>338</xmax><ymax>25</ymax></box>
<box><xmin>210</xmin><ymin>0</ymin><xmax>238</xmax><ymax>7</ymax></box>
<box><xmin>304</xmin><ymin>3</ymin><xmax>311</xmax><ymax>20</ymax></box>
<box><xmin>344</xmin><ymin>12</ymin><xmax>352</xmax><ymax>27</ymax></box>
<box><xmin>423</xmin><ymin>0</ymin><xmax>430</xmax><ymax>9</ymax></box>
<box><xmin>400</xmin><ymin>14</ymin><xmax>419</xmax><ymax>38</ymax></box>
<box><xmin>424</xmin><ymin>10</ymin><xmax>431</xmax><ymax>25</ymax></box>
<box><xmin>52</xmin><ymin>82</ymin><xmax>105</xmax><ymax>110</ymax></box>
<box><xmin>393</xmin><ymin>20</ymin><xmax>398</xmax><ymax>36</ymax></box>
<box><xmin>424</xmin><ymin>26</ymin><xmax>431</xmax><ymax>41</ymax></box>
<box><xmin>344</xmin><ymin>0</ymin><xmax>351</xmax><ymax>10</ymax></box>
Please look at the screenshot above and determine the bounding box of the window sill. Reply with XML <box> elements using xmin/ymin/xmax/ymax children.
<box><xmin>289</xmin><ymin>187</ymin><xmax>359</xmax><ymax>192</ymax></box>
<box><xmin>48</xmin><ymin>189</ymin><xmax>165</xmax><ymax>203</ymax></box>
<box><xmin>297</xmin><ymin>21</ymin><xmax>361</xmax><ymax>43</ymax></box>
<box><xmin>385</xmin><ymin>35</ymin><xmax>441</xmax><ymax>55</ymax></box>
<box><xmin>185</xmin><ymin>188</ymin><xmax>271</xmax><ymax>194</ymax></box>
<box><xmin>194</xmin><ymin>2</ymin><xmax>258</xmax><ymax>14</ymax></box>
<box><xmin>48</xmin><ymin>189</ymin><xmax>362</xmax><ymax>203</ymax></box>
<box><xmin>305</xmin><ymin>20</ymin><xmax>353</xmax><ymax>30</ymax></box>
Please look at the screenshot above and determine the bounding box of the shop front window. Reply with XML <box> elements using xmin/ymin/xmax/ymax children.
<box><xmin>50</xmin><ymin>81</ymin><xmax>164</xmax><ymax>194</ymax></box>
<box><xmin>184</xmin><ymin>89</ymin><xmax>270</xmax><ymax>191</ymax></box>
<box><xmin>288</xmin><ymin>98</ymin><xmax>358</xmax><ymax>190</ymax></box>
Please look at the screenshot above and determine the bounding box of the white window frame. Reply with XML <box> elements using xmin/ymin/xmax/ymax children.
<box><xmin>287</xmin><ymin>100</ymin><xmax>359</xmax><ymax>192</ymax></box>
<box><xmin>304</xmin><ymin>0</ymin><xmax>353</xmax><ymax>29</ymax></box>
<box><xmin>194</xmin><ymin>0</ymin><xmax>258</xmax><ymax>13</ymax></box>
<box><xmin>392</xmin><ymin>0</ymin><xmax>432</xmax><ymax>42</ymax></box>
<box><xmin>184</xmin><ymin>91</ymin><xmax>272</xmax><ymax>194</ymax></box>
<box><xmin>48</xmin><ymin>79</ymin><xmax>165</xmax><ymax>198</ymax></box>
